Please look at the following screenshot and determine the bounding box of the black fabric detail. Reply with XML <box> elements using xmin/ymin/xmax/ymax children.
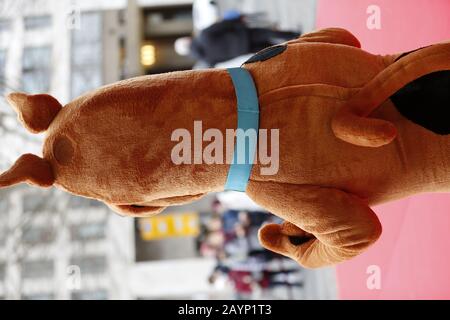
<box><xmin>390</xmin><ymin>70</ymin><xmax>450</xmax><ymax>135</ymax></box>
<box><xmin>288</xmin><ymin>236</ymin><xmax>312</xmax><ymax>246</ymax></box>
<box><xmin>243</xmin><ymin>44</ymin><xmax>287</xmax><ymax>64</ymax></box>
<box><xmin>394</xmin><ymin>45</ymin><xmax>431</xmax><ymax>61</ymax></box>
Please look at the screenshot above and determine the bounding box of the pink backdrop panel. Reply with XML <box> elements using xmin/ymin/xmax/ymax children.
<box><xmin>316</xmin><ymin>0</ymin><xmax>450</xmax><ymax>299</ymax></box>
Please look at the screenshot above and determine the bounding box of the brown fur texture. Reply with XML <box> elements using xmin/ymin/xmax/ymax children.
<box><xmin>1</xmin><ymin>28</ymin><xmax>449</xmax><ymax>268</ymax></box>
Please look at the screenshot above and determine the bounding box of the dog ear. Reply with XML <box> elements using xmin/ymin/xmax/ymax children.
<box><xmin>332</xmin><ymin>42</ymin><xmax>450</xmax><ymax>147</ymax></box>
<box><xmin>6</xmin><ymin>92</ymin><xmax>62</xmax><ymax>134</ymax></box>
<box><xmin>0</xmin><ymin>154</ymin><xmax>55</xmax><ymax>188</ymax></box>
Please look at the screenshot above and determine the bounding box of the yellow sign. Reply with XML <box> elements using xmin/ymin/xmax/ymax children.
<box><xmin>139</xmin><ymin>212</ymin><xmax>200</xmax><ymax>240</ymax></box>
<box><xmin>141</xmin><ymin>44</ymin><xmax>156</xmax><ymax>66</ymax></box>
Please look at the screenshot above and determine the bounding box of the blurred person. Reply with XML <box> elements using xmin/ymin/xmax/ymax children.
<box><xmin>212</xmin><ymin>267</ymin><xmax>303</xmax><ymax>299</ymax></box>
<box><xmin>227</xmin><ymin>270</ymin><xmax>258</xmax><ymax>299</ymax></box>
<box><xmin>192</xmin><ymin>0</ymin><xmax>220</xmax><ymax>31</ymax></box>
<box><xmin>206</xmin><ymin>215</ymin><xmax>223</xmax><ymax>232</ymax></box>
<box><xmin>175</xmin><ymin>16</ymin><xmax>300</xmax><ymax>67</ymax></box>
<box><xmin>200</xmin><ymin>229</ymin><xmax>225</xmax><ymax>257</ymax></box>
<box><xmin>211</xmin><ymin>198</ymin><xmax>240</xmax><ymax>240</ymax></box>
<box><xmin>208</xmin><ymin>267</ymin><xmax>255</xmax><ymax>299</ymax></box>
<box><xmin>260</xmin><ymin>269</ymin><xmax>304</xmax><ymax>289</ymax></box>
<box><xmin>221</xmin><ymin>209</ymin><xmax>240</xmax><ymax>236</ymax></box>
<box><xmin>205</xmin><ymin>230</ymin><xmax>224</xmax><ymax>248</ymax></box>
<box><xmin>211</xmin><ymin>198</ymin><xmax>225</xmax><ymax>215</ymax></box>
<box><xmin>248</xmin><ymin>210</ymin><xmax>274</xmax><ymax>226</ymax></box>
<box><xmin>223</xmin><ymin>223</ymin><xmax>249</xmax><ymax>260</ymax></box>
<box><xmin>237</xmin><ymin>211</ymin><xmax>251</xmax><ymax>228</ymax></box>
<box><xmin>208</xmin><ymin>269</ymin><xmax>231</xmax><ymax>293</ymax></box>
<box><xmin>197</xmin><ymin>213</ymin><xmax>224</xmax><ymax>256</ymax></box>
<box><xmin>220</xmin><ymin>210</ymin><xmax>249</xmax><ymax>239</ymax></box>
<box><xmin>252</xmin><ymin>269</ymin><xmax>304</xmax><ymax>299</ymax></box>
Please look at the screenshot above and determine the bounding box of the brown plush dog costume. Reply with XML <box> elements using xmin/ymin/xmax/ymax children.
<box><xmin>1</xmin><ymin>28</ymin><xmax>450</xmax><ymax>268</ymax></box>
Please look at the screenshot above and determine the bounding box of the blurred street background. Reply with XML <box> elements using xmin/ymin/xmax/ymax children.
<box><xmin>0</xmin><ymin>0</ymin><xmax>338</xmax><ymax>300</ymax></box>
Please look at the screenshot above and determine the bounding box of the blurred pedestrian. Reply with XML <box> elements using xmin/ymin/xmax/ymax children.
<box><xmin>175</xmin><ymin>16</ymin><xmax>300</xmax><ymax>67</ymax></box>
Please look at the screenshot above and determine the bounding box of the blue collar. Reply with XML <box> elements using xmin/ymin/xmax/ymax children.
<box><xmin>224</xmin><ymin>67</ymin><xmax>260</xmax><ymax>192</ymax></box>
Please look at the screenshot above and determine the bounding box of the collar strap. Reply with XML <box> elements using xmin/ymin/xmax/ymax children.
<box><xmin>224</xmin><ymin>67</ymin><xmax>260</xmax><ymax>192</ymax></box>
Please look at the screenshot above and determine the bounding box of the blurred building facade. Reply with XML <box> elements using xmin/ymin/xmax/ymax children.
<box><xmin>0</xmin><ymin>0</ymin><xmax>135</xmax><ymax>300</ymax></box>
<box><xmin>0</xmin><ymin>187</ymin><xmax>135</xmax><ymax>299</ymax></box>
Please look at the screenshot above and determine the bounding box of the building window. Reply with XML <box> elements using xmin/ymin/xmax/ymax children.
<box><xmin>0</xmin><ymin>19</ymin><xmax>11</xmax><ymax>32</ymax></box>
<box><xmin>143</xmin><ymin>6</ymin><xmax>193</xmax><ymax>38</ymax></box>
<box><xmin>68</xmin><ymin>195</ymin><xmax>103</xmax><ymax>209</ymax></box>
<box><xmin>21</xmin><ymin>259</ymin><xmax>54</xmax><ymax>279</ymax></box>
<box><xmin>71</xmin><ymin>289</ymin><xmax>108</xmax><ymax>300</ymax></box>
<box><xmin>0</xmin><ymin>231</ymin><xmax>5</xmax><ymax>246</ymax></box>
<box><xmin>23</xmin><ymin>293</ymin><xmax>55</xmax><ymax>300</ymax></box>
<box><xmin>70</xmin><ymin>255</ymin><xmax>106</xmax><ymax>275</ymax></box>
<box><xmin>22</xmin><ymin>46</ymin><xmax>51</xmax><ymax>93</ymax></box>
<box><xmin>0</xmin><ymin>196</ymin><xmax>7</xmax><ymax>246</ymax></box>
<box><xmin>24</xmin><ymin>15</ymin><xmax>52</xmax><ymax>30</ymax></box>
<box><xmin>0</xmin><ymin>198</ymin><xmax>9</xmax><ymax>214</ymax></box>
<box><xmin>22</xmin><ymin>226</ymin><xmax>55</xmax><ymax>244</ymax></box>
<box><xmin>0</xmin><ymin>262</ymin><xmax>5</xmax><ymax>280</ymax></box>
<box><xmin>0</xmin><ymin>49</ymin><xmax>7</xmax><ymax>94</ymax></box>
<box><xmin>70</xmin><ymin>223</ymin><xmax>106</xmax><ymax>241</ymax></box>
<box><xmin>22</xmin><ymin>193</ymin><xmax>55</xmax><ymax>213</ymax></box>
<box><xmin>70</xmin><ymin>12</ymin><xmax>102</xmax><ymax>99</ymax></box>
